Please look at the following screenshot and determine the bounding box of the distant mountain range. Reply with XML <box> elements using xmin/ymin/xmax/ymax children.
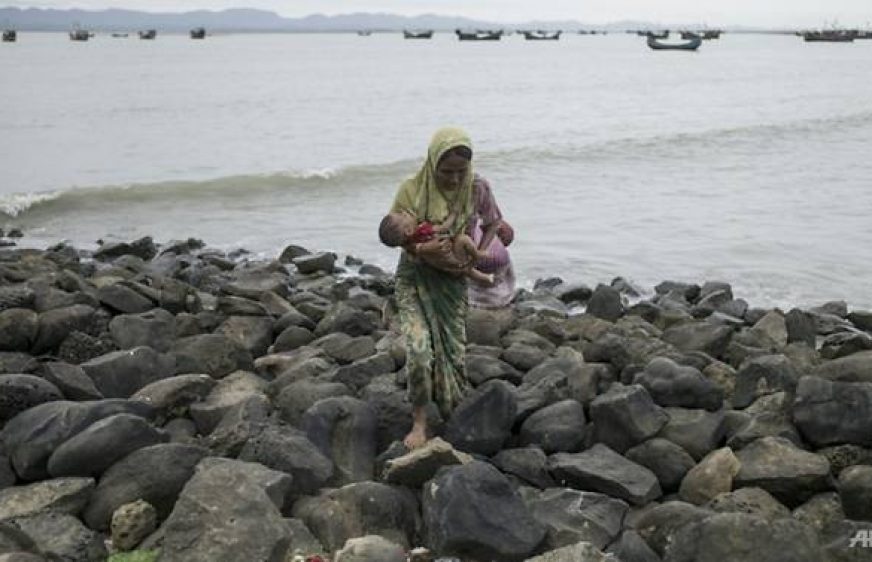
<box><xmin>0</xmin><ymin>7</ymin><xmax>749</xmax><ymax>32</ymax></box>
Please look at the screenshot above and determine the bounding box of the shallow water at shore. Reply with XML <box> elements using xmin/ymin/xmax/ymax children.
<box><xmin>2</xmin><ymin>32</ymin><xmax>872</xmax><ymax>309</ymax></box>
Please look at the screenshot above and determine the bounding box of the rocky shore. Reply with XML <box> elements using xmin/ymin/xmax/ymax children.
<box><xmin>2</xmin><ymin>235</ymin><xmax>872</xmax><ymax>562</ymax></box>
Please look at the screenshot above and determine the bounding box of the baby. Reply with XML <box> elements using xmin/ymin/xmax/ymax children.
<box><xmin>379</xmin><ymin>211</ymin><xmax>495</xmax><ymax>286</ymax></box>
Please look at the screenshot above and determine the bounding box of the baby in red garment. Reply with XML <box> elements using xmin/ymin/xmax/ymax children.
<box><xmin>379</xmin><ymin>211</ymin><xmax>495</xmax><ymax>286</ymax></box>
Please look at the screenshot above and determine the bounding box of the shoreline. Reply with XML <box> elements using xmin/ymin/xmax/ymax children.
<box><xmin>1</xmin><ymin>235</ymin><xmax>871</xmax><ymax>560</ymax></box>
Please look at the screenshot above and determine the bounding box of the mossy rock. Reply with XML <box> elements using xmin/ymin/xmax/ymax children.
<box><xmin>107</xmin><ymin>550</ymin><xmax>159</xmax><ymax>562</ymax></box>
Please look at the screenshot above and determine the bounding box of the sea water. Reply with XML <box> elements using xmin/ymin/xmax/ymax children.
<box><xmin>1</xmin><ymin>32</ymin><xmax>871</xmax><ymax>308</ymax></box>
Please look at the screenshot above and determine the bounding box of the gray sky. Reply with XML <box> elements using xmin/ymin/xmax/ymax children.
<box><xmin>5</xmin><ymin>0</ymin><xmax>872</xmax><ymax>27</ymax></box>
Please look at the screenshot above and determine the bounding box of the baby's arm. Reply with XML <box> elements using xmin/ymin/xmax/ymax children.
<box><xmin>454</xmin><ymin>234</ymin><xmax>489</xmax><ymax>261</ymax></box>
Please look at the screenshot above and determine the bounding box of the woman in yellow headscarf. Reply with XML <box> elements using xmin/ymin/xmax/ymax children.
<box><xmin>383</xmin><ymin>127</ymin><xmax>478</xmax><ymax>449</ymax></box>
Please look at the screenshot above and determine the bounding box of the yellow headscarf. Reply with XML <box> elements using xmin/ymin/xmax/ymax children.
<box><xmin>390</xmin><ymin>127</ymin><xmax>475</xmax><ymax>236</ymax></box>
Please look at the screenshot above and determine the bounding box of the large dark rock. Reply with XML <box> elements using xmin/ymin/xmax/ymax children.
<box><xmin>586</xmin><ymin>284</ymin><xmax>624</xmax><ymax>322</ymax></box>
<box><xmin>734</xmin><ymin>436</ymin><xmax>832</xmax><ymax>507</ymax></box>
<box><xmin>0</xmin><ymin>352</ymin><xmax>38</xmax><ymax>375</ymax></box>
<box><xmin>526</xmin><ymin>488</ymin><xmax>628</xmax><ymax>551</ymax></box>
<box><xmin>466</xmin><ymin>353</ymin><xmax>523</xmax><ymax>386</ymax></box>
<box><xmin>275</xmin><ymin>379</ymin><xmax>352</xmax><ymax>426</ymax></box>
<box><xmin>625</xmin><ymin>438</ymin><xmax>696</xmax><ymax>492</ymax></box>
<box><xmin>661</xmin><ymin>322</ymin><xmax>733</xmax><ymax>359</ymax></box>
<box><xmin>301</xmin><ymin>396</ymin><xmax>377</xmax><ymax>486</ymax></box>
<box><xmin>215</xmin><ymin>315</ymin><xmax>274</xmax><ymax>358</ymax></box>
<box><xmin>837</xmin><ymin>465</ymin><xmax>872</xmax><ymax>521</ymax></box>
<box><xmin>0</xmin><ymin>375</ymin><xmax>63</xmax><ymax>423</ymax></box>
<box><xmin>520</xmin><ymin>399</ymin><xmax>587</xmax><ymax>453</ymax></box>
<box><xmin>359</xmin><ymin>376</ymin><xmax>411</xmax><ymax>453</ymax></box>
<box><xmin>46</xmin><ymin>414</ymin><xmax>166</xmax><ymax>478</ymax></box>
<box><xmin>314</xmin><ymin>302</ymin><xmax>376</xmax><ymax>338</ymax></box>
<box><xmin>0</xmin><ymin>309</ymin><xmax>38</xmax><ymax>352</ymax></box>
<box><xmin>607</xmin><ymin>530</ymin><xmax>661</xmax><ymax>562</ymax></box>
<box><xmin>129</xmin><ymin>374</ymin><xmax>216</xmax><ymax>423</ymax></box>
<box><xmin>36</xmin><ymin>362</ymin><xmax>102</xmax><ymax>401</ymax></box>
<box><xmin>443</xmin><ymin>380</ymin><xmax>517</xmax><ymax>456</ymax></box>
<box><xmin>732</xmin><ymin>354</ymin><xmax>800</xmax><ymax>409</ymax></box>
<box><xmin>812</xmin><ymin>350</ymin><xmax>872</xmax><ymax>383</ymax></box>
<box><xmin>634</xmin><ymin>357</ymin><xmax>724</xmax><ymax>411</ymax></box>
<box><xmin>0</xmin><ymin>477</ymin><xmax>94</xmax><ymax>520</ymax></box>
<box><xmin>1</xmin><ymin>512</ymin><xmax>106</xmax><ymax>562</ymax></box>
<box><xmin>188</xmin><ymin>371</ymin><xmax>267</xmax><ymax>435</ymax></box>
<box><xmin>32</xmin><ymin>305</ymin><xmax>96</xmax><ymax>354</ymax></box>
<box><xmin>633</xmin><ymin>500</ymin><xmax>712</xmax><ymax>557</ymax></box>
<box><xmin>93</xmin><ymin>237</ymin><xmax>157</xmax><ymax>261</ymax></box>
<box><xmin>705</xmin><ymin>486</ymin><xmax>790</xmax><ymax>520</ymax></box>
<box><xmin>1</xmin><ymin>400</ymin><xmax>154</xmax><ymax>481</ymax></box>
<box><xmin>313</xmin><ymin>333</ymin><xmax>375</xmax><ymax>365</ymax></box>
<box><xmin>785</xmin><ymin>308</ymin><xmax>816</xmax><ymax>347</ymax></box>
<box><xmin>589</xmin><ymin>384</ymin><xmax>668</xmax><ymax>453</ymax></box>
<box><xmin>793</xmin><ymin>376</ymin><xmax>872</xmax><ymax>447</ymax></box>
<box><xmin>80</xmin><ymin>346</ymin><xmax>176</xmax><ymax>398</ymax></box>
<box><xmin>422</xmin><ymin>461</ymin><xmax>545</xmax><ymax>561</ymax></box>
<box><xmin>215</xmin><ymin>295</ymin><xmax>269</xmax><ymax>316</ymax></box>
<box><xmin>820</xmin><ymin>331</ymin><xmax>872</xmax><ymax>360</ymax></box>
<box><xmin>83</xmin><ymin>442</ymin><xmax>209</xmax><ymax>531</ymax></box>
<box><xmin>96</xmin><ymin>284</ymin><xmax>154</xmax><ymax>314</ymax></box>
<box><xmin>108</xmin><ymin>308</ymin><xmax>177</xmax><ymax>352</ymax></box>
<box><xmin>331</xmin><ymin>352</ymin><xmax>396</xmax><ymax>393</ymax></box>
<box><xmin>549</xmin><ymin>444</ymin><xmax>662</xmax><ymax>505</ymax></box>
<box><xmin>238</xmin><ymin>424</ymin><xmax>333</xmax><ymax>497</ymax></box>
<box><xmin>171</xmin><ymin>334</ymin><xmax>254</xmax><ymax>378</ymax></box>
<box><xmin>204</xmin><ymin>394</ymin><xmax>270</xmax><ymax>457</ymax></box>
<box><xmin>657</xmin><ymin>407</ymin><xmax>726</xmax><ymax>460</ymax></box>
<box><xmin>293</xmin><ymin>481</ymin><xmax>419</xmax><ymax>552</ymax></box>
<box><xmin>662</xmin><ymin>512</ymin><xmax>823</xmax><ymax>562</ymax></box>
<box><xmin>158</xmin><ymin>458</ymin><xmax>291</xmax><ymax>562</ymax></box>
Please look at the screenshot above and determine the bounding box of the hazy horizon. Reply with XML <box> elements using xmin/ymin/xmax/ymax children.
<box><xmin>1</xmin><ymin>1</ymin><xmax>870</xmax><ymax>28</ymax></box>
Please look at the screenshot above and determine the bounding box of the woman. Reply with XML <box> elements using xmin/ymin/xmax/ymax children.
<box><xmin>467</xmin><ymin>176</ymin><xmax>516</xmax><ymax>309</ymax></box>
<box><xmin>384</xmin><ymin>126</ymin><xmax>509</xmax><ymax>449</ymax></box>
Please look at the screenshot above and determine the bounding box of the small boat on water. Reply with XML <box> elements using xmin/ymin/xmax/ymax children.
<box><xmin>801</xmin><ymin>30</ymin><xmax>856</xmax><ymax>42</ymax></box>
<box><xmin>403</xmin><ymin>29</ymin><xmax>433</xmax><ymax>39</ymax></box>
<box><xmin>680</xmin><ymin>31</ymin><xmax>700</xmax><ymax>40</ymax></box>
<box><xmin>522</xmin><ymin>30</ymin><xmax>561</xmax><ymax>40</ymax></box>
<box><xmin>2</xmin><ymin>29</ymin><xmax>15</xmax><ymax>42</ymax></box>
<box><xmin>641</xmin><ymin>30</ymin><xmax>669</xmax><ymax>39</ymax></box>
<box><xmin>702</xmin><ymin>30</ymin><xmax>722</xmax><ymax>40</ymax></box>
<box><xmin>456</xmin><ymin>29</ymin><xmax>503</xmax><ymax>41</ymax></box>
<box><xmin>190</xmin><ymin>27</ymin><xmax>206</xmax><ymax>39</ymax></box>
<box><xmin>69</xmin><ymin>29</ymin><xmax>90</xmax><ymax>41</ymax></box>
<box><xmin>111</xmin><ymin>33</ymin><xmax>128</xmax><ymax>38</ymax></box>
<box><xmin>138</xmin><ymin>29</ymin><xmax>157</xmax><ymax>40</ymax></box>
<box><xmin>357</xmin><ymin>30</ymin><xmax>372</xmax><ymax>36</ymax></box>
<box><xmin>646</xmin><ymin>34</ymin><xmax>702</xmax><ymax>51</ymax></box>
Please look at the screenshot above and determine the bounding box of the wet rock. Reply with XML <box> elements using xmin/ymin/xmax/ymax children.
<box><xmin>732</xmin><ymin>354</ymin><xmax>800</xmax><ymax>409</ymax></box>
<box><xmin>238</xmin><ymin>424</ymin><xmax>333</xmax><ymax>497</ymax></box>
<box><xmin>633</xmin><ymin>501</ymin><xmax>711</xmax><ymax>556</ymax></box>
<box><xmin>422</xmin><ymin>461</ymin><xmax>545</xmax><ymax>561</ymax></box>
<box><xmin>466</xmin><ymin>353</ymin><xmax>523</xmax><ymax>386</ymax></box>
<box><xmin>838</xmin><ymin>465</ymin><xmax>872</xmax><ymax>522</ymax></box>
<box><xmin>94</xmin><ymin>237</ymin><xmax>157</xmax><ymax>262</ymax></box>
<box><xmin>83</xmin><ymin>443</ymin><xmax>209</xmax><ymax>531</ymax></box>
<box><xmin>0</xmin><ymin>309</ymin><xmax>38</xmax><ymax>352</ymax></box>
<box><xmin>705</xmin><ymin>486</ymin><xmax>790</xmax><ymax>520</ymax></box>
<box><xmin>204</xmin><ymin>394</ymin><xmax>270</xmax><ymax>456</ymax></box>
<box><xmin>657</xmin><ymin>407</ymin><xmax>726</xmax><ymax>461</ymax></box>
<box><xmin>275</xmin><ymin>379</ymin><xmax>352</xmax><ymax>426</ymax></box>
<box><xmin>32</xmin><ymin>305</ymin><xmax>96</xmax><ymax>354</ymax></box>
<box><xmin>294</xmin><ymin>481</ymin><xmax>419</xmax><ymax>552</ymax></box>
<box><xmin>80</xmin><ymin>346</ymin><xmax>176</xmax><ymax>398</ymax></box>
<box><xmin>314</xmin><ymin>333</ymin><xmax>375</xmax><ymax>364</ymax></box>
<box><xmin>129</xmin><ymin>374</ymin><xmax>216</xmax><ymax>422</ymax></box>
<box><xmin>821</xmin><ymin>331</ymin><xmax>872</xmax><ymax>360</ymax></box>
<box><xmin>678</xmin><ymin>447</ymin><xmax>740</xmax><ymax>505</ymax></box>
<box><xmin>214</xmin><ymin>315</ymin><xmax>274</xmax><ymax>357</ymax></box>
<box><xmin>661</xmin><ymin>322</ymin><xmax>733</xmax><ymax>359</ymax></box>
<box><xmin>314</xmin><ymin>302</ymin><xmax>376</xmax><ymax>338</ymax></box>
<box><xmin>293</xmin><ymin>252</ymin><xmax>336</xmax><ymax>275</ymax></box>
<box><xmin>188</xmin><ymin>370</ymin><xmax>267</xmax><ymax>434</ymax></box>
<box><xmin>549</xmin><ymin>444</ymin><xmax>662</xmax><ymax>506</ymax></box>
<box><xmin>96</xmin><ymin>283</ymin><xmax>154</xmax><ymax>314</ymax></box>
<box><xmin>785</xmin><ymin>308</ymin><xmax>816</xmax><ymax>347</ymax></box>
<box><xmin>585</xmin><ymin>284</ymin><xmax>624</xmax><ymax>322</ymax></box>
<box><xmin>812</xmin><ymin>350</ymin><xmax>872</xmax><ymax>383</ymax></box>
<box><xmin>215</xmin><ymin>294</ymin><xmax>269</xmax><ymax>316</ymax></box>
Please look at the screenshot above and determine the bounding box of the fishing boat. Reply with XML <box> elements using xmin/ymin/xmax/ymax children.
<box><xmin>522</xmin><ymin>30</ymin><xmax>561</xmax><ymax>40</ymax></box>
<box><xmin>680</xmin><ymin>31</ymin><xmax>700</xmax><ymax>40</ymax></box>
<box><xmin>357</xmin><ymin>30</ymin><xmax>372</xmax><ymax>36</ymax></box>
<box><xmin>69</xmin><ymin>29</ymin><xmax>90</xmax><ymax>41</ymax></box>
<box><xmin>2</xmin><ymin>30</ymin><xmax>15</xmax><ymax>42</ymax></box>
<box><xmin>138</xmin><ymin>29</ymin><xmax>157</xmax><ymax>40</ymax></box>
<box><xmin>111</xmin><ymin>33</ymin><xmax>129</xmax><ymax>38</ymax></box>
<box><xmin>190</xmin><ymin>27</ymin><xmax>206</xmax><ymax>39</ymax></box>
<box><xmin>403</xmin><ymin>29</ymin><xmax>433</xmax><ymax>39</ymax></box>
<box><xmin>643</xmin><ymin>30</ymin><xmax>669</xmax><ymax>39</ymax></box>
<box><xmin>801</xmin><ymin>30</ymin><xmax>856</xmax><ymax>42</ymax></box>
<box><xmin>702</xmin><ymin>30</ymin><xmax>722</xmax><ymax>39</ymax></box>
<box><xmin>455</xmin><ymin>29</ymin><xmax>503</xmax><ymax>41</ymax></box>
<box><xmin>646</xmin><ymin>34</ymin><xmax>702</xmax><ymax>51</ymax></box>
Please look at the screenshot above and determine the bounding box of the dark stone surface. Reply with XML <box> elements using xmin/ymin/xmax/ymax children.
<box><xmin>443</xmin><ymin>380</ymin><xmax>518</xmax><ymax>456</ymax></box>
<box><xmin>548</xmin><ymin>444</ymin><xmax>662</xmax><ymax>505</ymax></box>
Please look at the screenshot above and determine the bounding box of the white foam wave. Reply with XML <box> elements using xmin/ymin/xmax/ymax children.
<box><xmin>0</xmin><ymin>191</ymin><xmax>63</xmax><ymax>218</ymax></box>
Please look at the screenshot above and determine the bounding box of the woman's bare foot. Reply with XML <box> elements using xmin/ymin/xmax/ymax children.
<box><xmin>403</xmin><ymin>425</ymin><xmax>428</xmax><ymax>450</ymax></box>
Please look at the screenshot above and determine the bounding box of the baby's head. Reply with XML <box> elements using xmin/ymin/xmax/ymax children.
<box><xmin>379</xmin><ymin>212</ymin><xmax>417</xmax><ymax>247</ymax></box>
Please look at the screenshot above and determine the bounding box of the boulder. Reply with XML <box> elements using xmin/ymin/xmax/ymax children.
<box><xmin>0</xmin><ymin>309</ymin><xmax>38</xmax><ymax>352</ymax></box>
<box><xmin>705</xmin><ymin>487</ymin><xmax>791</xmax><ymax>520</ymax></box>
<box><xmin>812</xmin><ymin>350</ymin><xmax>872</xmax><ymax>383</ymax></box>
<box><xmin>46</xmin><ymin>414</ymin><xmax>166</xmax><ymax>477</ymax></box>
<box><xmin>157</xmin><ymin>458</ymin><xmax>290</xmax><ymax>562</ymax></box>
<box><xmin>678</xmin><ymin>447</ymin><xmax>741</xmax><ymax>505</ymax></box>
<box><xmin>215</xmin><ymin>315</ymin><xmax>274</xmax><ymax>358</ymax></box>
<box><xmin>1</xmin><ymin>512</ymin><xmax>106</xmax><ymax>561</ymax></box>
<box><xmin>293</xmin><ymin>252</ymin><xmax>336</xmax><ymax>275</ymax></box>
<box><xmin>32</xmin><ymin>305</ymin><xmax>96</xmax><ymax>354</ymax></box>
<box><xmin>838</xmin><ymin>465</ymin><xmax>872</xmax><ymax>521</ymax></box>
<box><xmin>275</xmin><ymin>379</ymin><xmax>352</xmax><ymax>427</ymax></box>
<box><xmin>657</xmin><ymin>407</ymin><xmax>726</xmax><ymax>460</ymax></box>
<box><xmin>585</xmin><ymin>284</ymin><xmax>624</xmax><ymax>322</ymax></box>
<box><xmin>661</xmin><ymin>322</ymin><xmax>733</xmax><ymax>359</ymax></box>
<box><xmin>466</xmin><ymin>353</ymin><xmax>523</xmax><ymax>386</ymax></box>
<box><xmin>334</xmin><ymin>535</ymin><xmax>406</xmax><ymax>562</ymax></box>
<box><xmin>129</xmin><ymin>374</ymin><xmax>216</xmax><ymax>422</ymax></box>
<box><xmin>589</xmin><ymin>384</ymin><xmax>668</xmax><ymax>453</ymax></box>
<box><xmin>526</xmin><ymin>488</ymin><xmax>628</xmax><ymax>550</ymax></box>
<box><xmin>314</xmin><ymin>303</ymin><xmax>376</xmax><ymax>338</ymax></box>
<box><xmin>80</xmin><ymin>347</ymin><xmax>176</xmax><ymax>398</ymax></box>
<box><xmin>519</xmin><ymin>399</ymin><xmax>587</xmax><ymax>454</ymax></box>
<box><xmin>301</xmin><ymin>396</ymin><xmax>377</xmax><ymax>485</ymax></box>
<box><xmin>36</xmin><ymin>362</ymin><xmax>102</xmax><ymax>401</ymax></box>
<box><xmin>634</xmin><ymin>357</ymin><xmax>724</xmax><ymax>411</ymax></box>
<box><xmin>96</xmin><ymin>284</ymin><xmax>154</xmax><ymax>314</ymax></box>
<box><xmin>108</xmin><ymin>309</ymin><xmax>177</xmax><ymax>352</ymax></box>
<box><xmin>0</xmin><ymin>375</ymin><xmax>63</xmax><ymax>423</ymax></box>
<box><xmin>171</xmin><ymin>334</ymin><xmax>254</xmax><ymax>378</ymax></box>
<box><xmin>293</xmin><ymin>481</ymin><xmax>419</xmax><ymax>552</ymax></box>
<box><xmin>422</xmin><ymin>461</ymin><xmax>545</xmax><ymax>561</ymax></box>
<box><xmin>625</xmin><ymin>438</ymin><xmax>696</xmax><ymax>492</ymax></box>
<box><xmin>238</xmin><ymin>424</ymin><xmax>333</xmax><ymax>497</ymax></box>
<box><xmin>188</xmin><ymin>370</ymin><xmax>267</xmax><ymax>434</ymax></box>
<box><xmin>526</xmin><ymin>541</ymin><xmax>619</xmax><ymax>562</ymax></box>
<box><xmin>443</xmin><ymin>380</ymin><xmax>517</xmax><ymax>456</ymax></box>
<box><xmin>633</xmin><ymin>501</ymin><xmax>712</xmax><ymax>556</ymax></box>
<box><xmin>111</xmin><ymin>499</ymin><xmax>157</xmax><ymax>552</ymax></box>
<box><xmin>732</xmin><ymin>354</ymin><xmax>800</xmax><ymax>409</ymax></box>
<box><xmin>548</xmin><ymin>444</ymin><xmax>662</xmax><ymax>505</ymax></box>
<box><xmin>382</xmin><ymin>437</ymin><xmax>472</xmax><ymax>488</ymax></box>
<box><xmin>0</xmin><ymin>477</ymin><xmax>94</xmax><ymax>520</ymax></box>
<box><xmin>83</xmin><ymin>443</ymin><xmax>209</xmax><ymax>531</ymax></box>
<box><xmin>793</xmin><ymin>376</ymin><xmax>872</xmax><ymax>447</ymax></box>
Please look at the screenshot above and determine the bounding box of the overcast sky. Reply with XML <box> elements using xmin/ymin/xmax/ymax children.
<box><xmin>5</xmin><ymin>1</ymin><xmax>871</xmax><ymax>27</ymax></box>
